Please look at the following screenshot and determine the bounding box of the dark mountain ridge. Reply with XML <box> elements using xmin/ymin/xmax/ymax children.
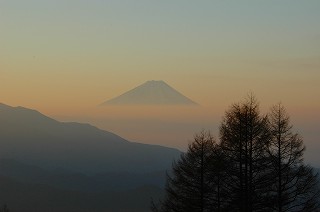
<box><xmin>0</xmin><ymin>158</ymin><xmax>167</xmax><ymax>192</ymax></box>
<box><xmin>0</xmin><ymin>103</ymin><xmax>180</xmax><ymax>174</ymax></box>
<box><xmin>0</xmin><ymin>173</ymin><xmax>163</xmax><ymax>212</ymax></box>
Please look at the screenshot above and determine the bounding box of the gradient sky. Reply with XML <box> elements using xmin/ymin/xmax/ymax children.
<box><xmin>1</xmin><ymin>1</ymin><xmax>320</xmax><ymax>162</ymax></box>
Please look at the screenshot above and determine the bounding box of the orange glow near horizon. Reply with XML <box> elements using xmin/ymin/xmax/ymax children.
<box><xmin>1</xmin><ymin>1</ymin><xmax>319</xmax><ymax>158</ymax></box>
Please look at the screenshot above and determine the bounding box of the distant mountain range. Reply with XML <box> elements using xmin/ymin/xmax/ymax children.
<box><xmin>0</xmin><ymin>158</ymin><xmax>167</xmax><ymax>192</ymax></box>
<box><xmin>0</xmin><ymin>173</ymin><xmax>163</xmax><ymax>212</ymax></box>
<box><xmin>0</xmin><ymin>103</ymin><xmax>180</xmax><ymax>174</ymax></box>
<box><xmin>0</xmin><ymin>102</ymin><xmax>180</xmax><ymax>211</ymax></box>
<box><xmin>0</xmin><ymin>159</ymin><xmax>165</xmax><ymax>212</ymax></box>
<box><xmin>101</xmin><ymin>80</ymin><xmax>198</xmax><ymax>105</ymax></box>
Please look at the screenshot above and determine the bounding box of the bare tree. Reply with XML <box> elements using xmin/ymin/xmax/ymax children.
<box><xmin>219</xmin><ymin>95</ymin><xmax>271</xmax><ymax>212</ymax></box>
<box><xmin>152</xmin><ymin>131</ymin><xmax>225</xmax><ymax>212</ymax></box>
<box><xmin>208</xmin><ymin>143</ymin><xmax>230</xmax><ymax>211</ymax></box>
<box><xmin>267</xmin><ymin>103</ymin><xmax>320</xmax><ymax>211</ymax></box>
<box><xmin>152</xmin><ymin>97</ymin><xmax>320</xmax><ymax>212</ymax></box>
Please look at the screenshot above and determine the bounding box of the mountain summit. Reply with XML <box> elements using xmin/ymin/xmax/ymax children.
<box><xmin>101</xmin><ymin>80</ymin><xmax>197</xmax><ymax>105</ymax></box>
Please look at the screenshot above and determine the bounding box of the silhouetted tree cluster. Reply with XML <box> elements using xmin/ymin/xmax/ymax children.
<box><xmin>152</xmin><ymin>96</ymin><xmax>319</xmax><ymax>212</ymax></box>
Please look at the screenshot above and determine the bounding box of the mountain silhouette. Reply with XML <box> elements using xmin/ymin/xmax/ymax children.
<box><xmin>0</xmin><ymin>158</ymin><xmax>167</xmax><ymax>192</ymax></box>
<box><xmin>0</xmin><ymin>103</ymin><xmax>180</xmax><ymax>174</ymax></box>
<box><xmin>0</xmin><ymin>173</ymin><xmax>163</xmax><ymax>212</ymax></box>
<box><xmin>101</xmin><ymin>80</ymin><xmax>197</xmax><ymax>105</ymax></box>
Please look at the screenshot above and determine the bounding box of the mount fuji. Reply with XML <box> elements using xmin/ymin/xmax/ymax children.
<box><xmin>101</xmin><ymin>80</ymin><xmax>198</xmax><ymax>105</ymax></box>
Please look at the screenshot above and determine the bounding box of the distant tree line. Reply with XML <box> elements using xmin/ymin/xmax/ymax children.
<box><xmin>152</xmin><ymin>95</ymin><xmax>320</xmax><ymax>212</ymax></box>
